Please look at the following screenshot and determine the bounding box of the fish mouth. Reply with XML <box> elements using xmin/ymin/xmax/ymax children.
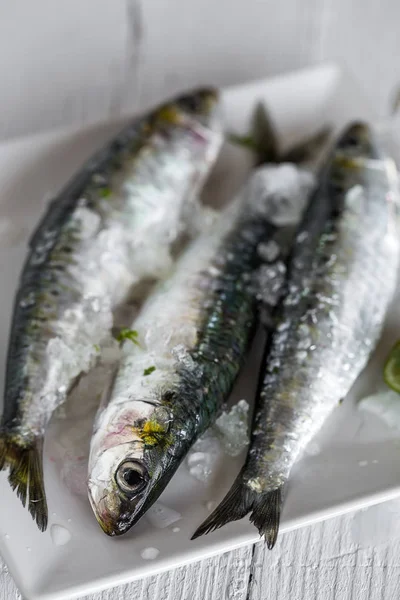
<box><xmin>96</xmin><ymin>504</ymin><xmax>146</xmax><ymax>537</ymax></box>
<box><xmin>88</xmin><ymin>484</ymin><xmax>136</xmax><ymax>537</ymax></box>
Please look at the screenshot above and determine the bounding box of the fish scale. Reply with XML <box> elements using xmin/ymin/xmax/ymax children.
<box><xmin>87</xmin><ymin>164</ymin><xmax>314</xmax><ymax>537</ymax></box>
<box><xmin>87</xmin><ymin>198</ymin><xmax>273</xmax><ymax>535</ymax></box>
<box><xmin>0</xmin><ymin>88</ymin><xmax>222</xmax><ymax>531</ymax></box>
<box><xmin>193</xmin><ymin>122</ymin><xmax>400</xmax><ymax>548</ymax></box>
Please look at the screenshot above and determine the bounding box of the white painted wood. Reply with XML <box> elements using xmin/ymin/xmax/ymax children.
<box><xmin>0</xmin><ymin>0</ymin><xmax>323</xmax><ymax>140</ymax></box>
<box><xmin>2</xmin><ymin>1</ymin><xmax>400</xmax><ymax>599</ymax></box>
<box><xmin>248</xmin><ymin>498</ymin><xmax>400</xmax><ymax>600</ymax></box>
<box><xmin>4</xmin><ymin>500</ymin><xmax>400</xmax><ymax>599</ymax></box>
<box><xmin>318</xmin><ymin>0</ymin><xmax>400</xmax><ymax>120</ymax></box>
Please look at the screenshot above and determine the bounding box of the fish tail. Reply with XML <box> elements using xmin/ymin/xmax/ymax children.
<box><xmin>0</xmin><ymin>433</ymin><xmax>48</xmax><ymax>531</ymax></box>
<box><xmin>249</xmin><ymin>487</ymin><xmax>282</xmax><ymax>549</ymax></box>
<box><xmin>192</xmin><ymin>471</ymin><xmax>283</xmax><ymax>549</ymax></box>
<box><xmin>191</xmin><ymin>470</ymin><xmax>256</xmax><ymax>540</ymax></box>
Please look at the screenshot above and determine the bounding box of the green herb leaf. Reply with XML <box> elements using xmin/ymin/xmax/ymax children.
<box><xmin>143</xmin><ymin>366</ymin><xmax>156</xmax><ymax>376</ymax></box>
<box><xmin>93</xmin><ymin>344</ymin><xmax>100</xmax><ymax>352</ymax></box>
<box><xmin>228</xmin><ymin>133</ymin><xmax>259</xmax><ymax>151</ymax></box>
<box><xmin>100</xmin><ymin>187</ymin><xmax>112</xmax><ymax>198</ymax></box>
<box><xmin>115</xmin><ymin>328</ymin><xmax>140</xmax><ymax>346</ymax></box>
<box><xmin>384</xmin><ymin>340</ymin><xmax>400</xmax><ymax>393</ymax></box>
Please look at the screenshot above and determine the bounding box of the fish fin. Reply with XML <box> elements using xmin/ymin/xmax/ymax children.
<box><xmin>249</xmin><ymin>487</ymin><xmax>282</xmax><ymax>550</ymax></box>
<box><xmin>192</xmin><ymin>475</ymin><xmax>283</xmax><ymax>549</ymax></box>
<box><xmin>0</xmin><ymin>435</ymin><xmax>48</xmax><ymax>532</ymax></box>
<box><xmin>191</xmin><ymin>472</ymin><xmax>256</xmax><ymax>540</ymax></box>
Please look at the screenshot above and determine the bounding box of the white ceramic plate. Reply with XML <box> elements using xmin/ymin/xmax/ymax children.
<box><xmin>1</xmin><ymin>64</ymin><xmax>400</xmax><ymax>600</ymax></box>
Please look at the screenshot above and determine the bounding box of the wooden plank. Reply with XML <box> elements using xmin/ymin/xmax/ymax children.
<box><xmin>74</xmin><ymin>545</ymin><xmax>253</xmax><ymax>600</ymax></box>
<box><xmin>247</xmin><ymin>499</ymin><xmax>400</xmax><ymax>600</ymax></box>
<box><xmin>318</xmin><ymin>0</ymin><xmax>400</xmax><ymax>118</ymax></box>
<box><xmin>0</xmin><ymin>558</ymin><xmax>21</xmax><ymax>599</ymax></box>
<box><xmin>0</xmin><ymin>0</ymin><xmax>323</xmax><ymax>141</ymax></box>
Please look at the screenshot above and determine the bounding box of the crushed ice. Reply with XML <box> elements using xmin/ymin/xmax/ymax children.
<box><xmin>358</xmin><ymin>390</ymin><xmax>400</xmax><ymax>431</ymax></box>
<box><xmin>50</xmin><ymin>339</ymin><xmax>122</xmax><ymax>496</ymax></box>
<box><xmin>49</xmin><ymin>163</ymin><xmax>315</xmax><ymax>495</ymax></box>
<box><xmin>146</xmin><ymin>502</ymin><xmax>181</xmax><ymax>529</ymax></box>
<box><xmin>187</xmin><ymin>399</ymin><xmax>249</xmax><ymax>483</ymax></box>
<box><xmin>253</xmin><ymin>261</ymin><xmax>287</xmax><ymax>306</ymax></box>
<box><xmin>247</xmin><ymin>164</ymin><xmax>315</xmax><ymax>226</ymax></box>
<box><xmin>257</xmin><ymin>240</ymin><xmax>280</xmax><ymax>262</ymax></box>
<box><xmin>213</xmin><ymin>399</ymin><xmax>250</xmax><ymax>454</ymax></box>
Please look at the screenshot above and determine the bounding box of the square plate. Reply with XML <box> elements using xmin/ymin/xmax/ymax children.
<box><xmin>1</xmin><ymin>64</ymin><xmax>400</xmax><ymax>600</ymax></box>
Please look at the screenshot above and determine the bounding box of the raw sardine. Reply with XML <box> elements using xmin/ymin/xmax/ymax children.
<box><xmin>193</xmin><ymin>123</ymin><xmax>400</xmax><ymax>548</ymax></box>
<box><xmin>0</xmin><ymin>89</ymin><xmax>221</xmax><ymax>531</ymax></box>
<box><xmin>87</xmin><ymin>164</ymin><xmax>313</xmax><ymax>536</ymax></box>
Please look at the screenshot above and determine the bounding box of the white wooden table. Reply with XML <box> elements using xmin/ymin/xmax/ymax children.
<box><xmin>2</xmin><ymin>500</ymin><xmax>400</xmax><ymax>600</ymax></box>
<box><xmin>1</xmin><ymin>1</ymin><xmax>400</xmax><ymax>598</ymax></box>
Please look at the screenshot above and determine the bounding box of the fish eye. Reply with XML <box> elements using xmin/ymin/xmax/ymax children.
<box><xmin>346</xmin><ymin>134</ymin><xmax>360</xmax><ymax>147</ymax></box>
<box><xmin>115</xmin><ymin>460</ymin><xmax>148</xmax><ymax>496</ymax></box>
<box><xmin>180</xmin><ymin>94</ymin><xmax>201</xmax><ymax>113</ymax></box>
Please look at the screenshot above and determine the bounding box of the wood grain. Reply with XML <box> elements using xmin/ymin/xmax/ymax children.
<box><xmin>2</xmin><ymin>1</ymin><xmax>400</xmax><ymax>599</ymax></box>
<box><xmin>4</xmin><ymin>500</ymin><xmax>400</xmax><ymax>599</ymax></box>
<box><xmin>0</xmin><ymin>0</ymin><xmax>323</xmax><ymax>140</ymax></box>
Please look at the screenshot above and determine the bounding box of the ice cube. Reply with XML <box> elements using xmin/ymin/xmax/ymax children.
<box><xmin>248</xmin><ymin>164</ymin><xmax>315</xmax><ymax>226</ymax></box>
<box><xmin>146</xmin><ymin>502</ymin><xmax>181</xmax><ymax>529</ymax></box>
<box><xmin>359</xmin><ymin>390</ymin><xmax>400</xmax><ymax>431</ymax></box>
<box><xmin>257</xmin><ymin>240</ymin><xmax>280</xmax><ymax>262</ymax></box>
<box><xmin>254</xmin><ymin>261</ymin><xmax>286</xmax><ymax>306</ymax></box>
<box><xmin>186</xmin><ymin>436</ymin><xmax>221</xmax><ymax>482</ymax></box>
<box><xmin>214</xmin><ymin>399</ymin><xmax>250</xmax><ymax>456</ymax></box>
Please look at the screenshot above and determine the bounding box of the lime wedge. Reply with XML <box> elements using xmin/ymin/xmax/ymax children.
<box><xmin>384</xmin><ymin>341</ymin><xmax>400</xmax><ymax>393</ymax></box>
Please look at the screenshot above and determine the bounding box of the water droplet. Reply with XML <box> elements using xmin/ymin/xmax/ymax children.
<box><xmin>172</xmin><ymin>527</ymin><xmax>180</xmax><ymax>533</ymax></box>
<box><xmin>67</xmin><ymin>518</ymin><xmax>72</xmax><ymax>523</ymax></box>
<box><xmin>4</xmin><ymin>534</ymin><xmax>10</xmax><ymax>540</ymax></box>
<box><xmin>206</xmin><ymin>501</ymin><xmax>215</xmax><ymax>511</ymax></box>
<box><xmin>146</xmin><ymin>502</ymin><xmax>181</xmax><ymax>529</ymax></box>
<box><xmin>140</xmin><ymin>547</ymin><xmax>159</xmax><ymax>560</ymax></box>
<box><xmin>372</xmin><ymin>459</ymin><xmax>379</xmax><ymax>464</ymax></box>
<box><xmin>50</xmin><ymin>524</ymin><xmax>71</xmax><ymax>546</ymax></box>
<box><xmin>26</xmin><ymin>547</ymin><xmax>31</xmax><ymax>552</ymax></box>
<box><xmin>296</xmin><ymin>350</ymin><xmax>308</xmax><ymax>362</ymax></box>
<box><xmin>52</xmin><ymin>512</ymin><xmax>57</xmax><ymax>517</ymax></box>
<box><xmin>15</xmin><ymin>592</ymin><xmax>22</xmax><ymax>600</ymax></box>
<box><xmin>1</xmin><ymin>564</ymin><xmax>8</xmax><ymax>574</ymax></box>
<box><xmin>358</xmin><ymin>460</ymin><xmax>368</xmax><ymax>467</ymax></box>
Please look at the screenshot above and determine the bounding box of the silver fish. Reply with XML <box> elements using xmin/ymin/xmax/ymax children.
<box><xmin>86</xmin><ymin>163</ymin><xmax>312</xmax><ymax>536</ymax></box>
<box><xmin>193</xmin><ymin>122</ymin><xmax>400</xmax><ymax>547</ymax></box>
<box><xmin>0</xmin><ymin>89</ymin><xmax>222</xmax><ymax>531</ymax></box>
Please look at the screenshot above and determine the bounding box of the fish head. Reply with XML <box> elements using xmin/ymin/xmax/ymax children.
<box><xmin>176</xmin><ymin>87</ymin><xmax>220</xmax><ymax>122</ymax></box>
<box><xmin>330</xmin><ymin>122</ymin><xmax>382</xmax><ymax>193</ymax></box>
<box><xmin>335</xmin><ymin>122</ymin><xmax>379</xmax><ymax>161</ymax></box>
<box><xmin>154</xmin><ymin>87</ymin><xmax>220</xmax><ymax>131</ymax></box>
<box><xmin>330</xmin><ymin>122</ymin><xmax>400</xmax><ymax>207</ymax></box>
<box><xmin>88</xmin><ymin>399</ymin><xmax>186</xmax><ymax>536</ymax></box>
